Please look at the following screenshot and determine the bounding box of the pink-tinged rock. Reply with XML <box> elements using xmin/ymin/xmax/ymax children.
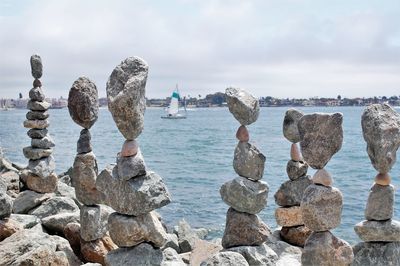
<box><xmin>312</xmin><ymin>169</ymin><xmax>333</xmax><ymax>187</ymax></box>
<box><xmin>275</xmin><ymin>206</ymin><xmax>303</xmax><ymax>227</ymax></box>
<box><xmin>25</xmin><ymin>172</ymin><xmax>58</xmax><ymax>193</ymax></box>
<box><xmin>280</xmin><ymin>225</ymin><xmax>312</xmax><ymax>248</ymax></box>
<box><xmin>0</xmin><ymin>218</ymin><xmax>22</xmax><ymax>241</ymax></box>
<box><xmin>290</xmin><ymin>143</ymin><xmax>303</xmax><ymax>161</ymax></box>
<box><xmin>121</xmin><ymin>140</ymin><xmax>139</xmax><ymax>157</ymax></box>
<box><xmin>236</xmin><ymin>125</ymin><xmax>249</xmax><ymax>142</ymax></box>
<box><xmin>375</xmin><ymin>173</ymin><xmax>391</xmax><ymax>186</ymax></box>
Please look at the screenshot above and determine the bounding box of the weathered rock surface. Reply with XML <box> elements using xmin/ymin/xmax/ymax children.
<box><xmin>302</xmin><ymin>231</ymin><xmax>354</xmax><ymax>266</ymax></box>
<box><xmin>354</xmin><ymin>219</ymin><xmax>400</xmax><ymax>242</ymax></box>
<box><xmin>201</xmin><ymin>251</ymin><xmax>249</xmax><ymax>266</ymax></box>
<box><xmin>365</xmin><ymin>184</ymin><xmax>394</xmax><ymax>221</ymax></box>
<box><xmin>27</xmin><ymin>128</ymin><xmax>48</xmax><ymax>138</ymax></box>
<box><xmin>0</xmin><ymin>171</ymin><xmax>19</xmax><ymax>195</ymax></box>
<box><xmin>27</xmin><ymin>100</ymin><xmax>51</xmax><ymax>111</ymax></box>
<box><xmin>290</xmin><ymin>143</ymin><xmax>303</xmax><ymax>161</ymax></box>
<box><xmin>312</xmin><ymin>168</ymin><xmax>333</xmax><ymax>186</ymax></box>
<box><xmin>286</xmin><ymin>160</ymin><xmax>308</xmax><ymax>180</ymax></box>
<box><xmin>298</xmin><ymin>113</ymin><xmax>343</xmax><ymax>169</ymax></box>
<box><xmin>220</xmin><ymin>176</ymin><xmax>268</xmax><ymax>214</ymax></box>
<box><xmin>0</xmin><ymin>189</ymin><xmax>12</xmax><ymax>219</ymax></box>
<box><xmin>175</xmin><ymin>219</ymin><xmax>201</xmax><ymax>253</ymax></box>
<box><xmin>275</xmin><ymin>206</ymin><xmax>303</xmax><ymax>227</ymax></box>
<box><xmin>105</xmin><ymin>243</ymin><xmax>165</xmax><ymax>266</ymax></box>
<box><xmin>362</xmin><ymin>104</ymin><xmax>400</xmax><ymax>174</ymax></box>
<box><xmin>12</xmin><ymin>190</ymin><xmax>52</xmax><ymax>214</ymax></box>
<box><xmin>301</xmin><ymin>184</ymin><xmax>343</xmax><ymax>231</ymax></box>
<box><xmin>31</xmin><ymin>134</ymin><xmax>55</xmax><ymax>149</ymax></box>
<box><xmin>116</xmin><ymin>148</ymin><xmax>146</xmax><ymax>180</ymax></box>
<box><xmin>25</xmin><ymin>171</ymin><xmax>58</xmax><ymax>193</ymax></box>
<box><xmin>27</xmin><ymin>155</ymin><xmax>55</xmax><ymax>178</ymax></box>
<box><xmin>274</xmin><ymin>175</ymin><xmax>312</xmax><ymax>207</ymax></box>
<box><xmin>10</xmin><ymin>214</ymin><xmax>40</xmax><ymax>229</ymax></box>
<box><xmin>23</xmin><ymin>146</ymin><xmax>53</xmax><ymax>160</ymax></box>
<box><xmin>29</xmin><ymin>87</ymin><xmax>45</xmax><ymax>101</ymax></box>
<box><xmin>188</xmin><ymin>239</ymin><xmax>222</xmax><ymax>266</ymax></box>
<box><xmin>77</xmin><ymin>129</ymin><xmax>92</xmax><ymax>154</ymax></box>
<box><xmin>162</xmin><ymin>247</ymin><xmax>187</xmax><ymax>266</ymax></box>
<box><xmin>23</xmin><ymin>119</ymin><xmax>49</xmax><ymax>129</ymax></box>
<box><xmin>222</xmin><ymin>208</ymin><xmax>271</xmax><ymax>248</ymax></box>
<box><xmin>236</xmin><ymin>125</ymin><xmax>250</xmax><ymax>142</ymax></box>
<box><xmin>280</xmin><ymin>225</ymin><xmax>312</xmax><ymax>247</ymax></box>
<box><xmin>352</xmin><ymin>242</ymin><xmax>400</xmax><ymax>266</ymax></box>
<box><xmin>33</xmin><ymin>78</ymin><xmax>42</xmax><ymax>88</ymax></box>
<box><xmin>283</xmin><ymin>109</ymin><xmax>304</xmax><ymax>143</ymax></box>
<box><xmin>106</xmin><ymin>56</ymin><xmax>148</xmax><ymax>140</ymax></box>
<box><xmin>97</xmin><ymin>166</ymin><xmax>171</xmax><ymax>215</ymax></box>
<box><xmin>120</xmin><ymin>140</ymin><xmax>139</xmax><ymax>157</ymax></box>
<box><xmin>68</xmin><ymin>77</ymin><xmax>99</xmax><ymax>129</ymax></box>
<box><xmin>29</xmin><ymin>196</ymin><xmax>79</xmax><ymax>219</ymax></box>
<box><xmin>108</xmin><ymin>211</ymin><xmax>167</xmax><ymax>248</ymax></box>
<box><xmin>42</xmin><ymin>211</ymin><xmax>80</xmax><ymax>234</ymax></box>
<box><xmin>30</xmin><ymin>54</ymin><xmax>43</xmax><ymax>79</ymax></box>
<box><xmin>226</xmin><ymin>87</ymin><xmax>259</xmax><ymax>125</ymax></box>
<box><xmin>163</xmin><ymin>233</ymin><xmax>180</xmax><ymax>253</ymax></box>
<box><xmin>233</xmin><ymin>142</ymin><xmax>266</xmax><ymax>180</ymax></box>
<box><xmin>81</xmin><ymin>235</ymin><xmax>118</xmax><ymax>265</ymax></box>
<box><xmin>229</xmin><ymin>244</ymin><xmax>278</xmax><ymax>266</ymax></box>
<box><xmin>375</xmin><ymin>172</ymin><xmax>391</xmax><ymax>186</ymax></box>
<box><xmin>0</xmin><ymin>218</ymin><xmax>22</xmax><ymax>241</ymax></box>
<box><xmin>80</xmin><ymin>205</ymin><xmax>110</xmax><ymax>241</ymax></box>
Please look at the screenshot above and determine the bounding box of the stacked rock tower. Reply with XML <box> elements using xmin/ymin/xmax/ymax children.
<box><xmin>96</xmin><ymin>57</ymin><xmax>172</xmax><ymax>265</ymax></box>
<box><xmin>274</xmin><ymin>109</ymin><xmax>312</xmax><ymax>247</ymax></box>
<box><xmin>219</xmin><ymin>87</ymin><xmax>270</xmax><ymax>249</ymax></box>
<box><xmin>353</xmin><ymin>104</ymin><xmax>400</xmax><ymax>265</ymax></box>
<box><xmin>22</xmin><ymin>54</ymin><xmax>57</xmax><ymax>193</ymax></box>
<box><xmin>68</xmin><ymin>77</ymin><xmax>113</xmax><ymax>263</ymax></box>
<box><xmin>298</xmin><ymin>112</ymin><xmax>354</xmax><ymax>266</ymax></box>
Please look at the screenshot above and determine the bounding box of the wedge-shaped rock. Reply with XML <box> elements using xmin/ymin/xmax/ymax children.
<box><xmin>29</xmin><ymin>196</ymin><xmax>79</xmax><ymax>219</ymax></box>
<box><xmin>97</xmin><ymin>166</ymin><xmax>171</xmax><ymax>215</ymax></box>
<box><xmin>274</xmin><ymin>175</ymin><xmax>312</xmax><ymax>207</ymax></box>
<box><xmin>116</xmin><ymin>148</ymin><xmax>146</xmax><ymax>180</ymax></box>
<box><xmin>42</xmin><ymin>211</ymin><xmax>80</xmax><ymax>234</ymax></box>
<box><xmin>298</xmin><ymin>113</ymin><xmax>343</xmax><ymax>169</ymax></box>
<box><xmin>81</xmin><ymin>205</ymin><xmax>111</xmax><ymax>242</ymax></box>
<box><xmin>106</xmin><ymin>57</ymin><xmax>148</xmax><ymax>140</ymax></box>
<box><xmin>301</xmin><ymin>184</ymin><xmax>343</xmax><ymax>231</ymax></box>
<box><xmin>365</xmin><ymin>184</ymin><xmax>394</xmax><ymax>221</ymax></box>
<box><xmin>27</xmin><ymin>155</ymin><xmax>55</xmax><ymax>178</ymax></box>
<box><xmin>302</xmin><ymin>231</ymin><xmax>354</xmax><ymax>266</ymax></box>
<box><xmin>283</xmin><ymin>109</ymin><xmax>304</xmax><ymax>143</ymax></box>
<box><xmin>222</xmin><ymin>208</ymin><xmax>271</xmax><ymax>248</ymax></box>
<box><xmin>362</xmin><ymin>104</ymin><xmax>400</xmax><ymax>173</ymax></box>
<box><xmin>233</xmin><ymin>142</ymin><xmax>266</xmax><ymax>180</ymax></box>
<box><xmin>354</xmin><ymin>219</ymin><xmax>400</xmax><ymax>242</ymax></box>
<box><xmin>220</xmin><ymin>176</ymin><xmax>268</xmax><ymax>214</ymax></box>
<box><xmin>352</xmin><ymin>242</ymin><xmax>400</xmax><ymax>266</ymax></box>
<box><xmin>226</xmin><ymin>87</ymin><xmax>259</xmax><ymax>125</ymax></box>
<box><xmin>31</xmin><ymin>135</ymin><xmax>55</xmax><ymax>149</ymax></box>
<box><xmin>23</xmin><ymin>146</ymin><xmax>52</xmax><ymax>160</ymax></box>
<box><xmin>275</xmin><ymin>206</ymin><xmax>303</xmax><ymax>227</ymax></box>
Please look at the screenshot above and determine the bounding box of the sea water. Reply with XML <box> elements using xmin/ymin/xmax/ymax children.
<box><xmin>1</xmin><ymin>107</ymin><xmax>399</xmax><ymax>244</ymax></box>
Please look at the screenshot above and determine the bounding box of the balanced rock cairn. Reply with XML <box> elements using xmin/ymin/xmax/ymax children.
<box><xmin>352</xmin><ymin>104</ymin><xmax>400</xmax><ymax>265</ymax></box>
<box><xmin>298</xmin><ymin>113</ymin><xmax>354</xmax><ymax>266</ymax></box>
<box><xmin>96</xmin><ymin>57</ymin><xmax>172</xmax><ymax>265</ymax></box>
<box><xmin>68</xmin><ymin>77</ymin><xmax>112</xmax><ymax>261</ymax></box>
<box><xmin>22</xmin><ymin>55</ymin><xmax>57</xmax><ymax>193</ymax></box>
<box><xmin>274</xmin><ymin>109</ymin><xmax>312</xmax><ymax>247</ymax></box>
<box><xmin>219</xmin><ymin>87</ymin><xmax>270</xmax><ymax>249</ymax></box>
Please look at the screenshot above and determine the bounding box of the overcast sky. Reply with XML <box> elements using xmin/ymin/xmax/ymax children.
<box><xmin>1</xmin><ymin>0</ymin><xmax>400</xmax><ymax>99</ymax></box>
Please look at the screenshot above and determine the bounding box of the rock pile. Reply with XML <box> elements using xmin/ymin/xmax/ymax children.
<box><xmin>219</xmin><ymin>88</ymin><xmax>271</xmax><ymax>249</ymax></box>
<box><xmin>96</xmin><ymin>57</ymin><xmax>175</xmax><ymax>265</ymax></box>
<box><xmin>298</xmin><ymin>112</ymin><xmax>354</xmax><ymax>266</ymax></box>
<box><xmin>353</xmin><ymin>103</ymin><xmax>400</xmax><ymax>265</ymax></box>
<box><xmin>22</xmin><ymin>54</ymin><xmax>57</xmax><ymax>193</ymax></box>
<box><xmin>274</xmin><ymin>109</ymin><xmax>312</xmax><ymax>247</ymax></box>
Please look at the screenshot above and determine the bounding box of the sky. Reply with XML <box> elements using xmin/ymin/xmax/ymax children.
<box><xmin>0</xmin><ymin>0</ymin><xmax>400</xmax><ymax>99</ymax></box>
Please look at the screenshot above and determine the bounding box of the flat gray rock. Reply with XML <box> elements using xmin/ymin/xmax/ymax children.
<box><xmin>80</xmin><ymin>205</ymin><xmax>110</xmax><ymax>241</ymax></box>
<box><xmin>106</xmin><ymin>57</ymin><xmax>148</xmax><ymax>140</ymax></box>
<box><xmin>29</xmin><ymin>196</ymin><xmax>79</xmax><ymax>219</ymax></box>
<box><xmin>23</xmin><ymin>146</ymin><xmax>52</xmax><ymax>160</ymax></box>
<box><xmin>12</xmin><ymin>190</ymin><xmax>52</xmax><ymax>214</ymax></box>
<box><xmin>302</xmin><ymin>231</ymin><xmax>354</xmax><ymax>266</ymax></box>
<box><xmin>233</xmin><ymin>142</ymin><xmax>266</xmax><ymax>180</ymax></box>
<box><xmin>298</xmin><ymin>113</ymin><xmax>343</xmax><ymax>169</ymax></box>
<box><xmin>10</xmin><ymin>214</ymin><xmax>40</xmax><ymax>229</ymax></box>
<box><xmin>105</xmin><ymin>243</ymin><xmax>163</xmax><ymax>266</ymax></box>
<box><xmin>68</xmin><ymin>76</ymin><xmax>99</xmax><ymax>129</ymax></box>
<box><xmin>30</xmin><ymin>54</ymin><xmax>43</xmax><ymax>79</ymax></box>
<box><xmin>27</xmin><ymin>155</ymin><xmax>55</xmax><ymax>178</ymax></box>
<box><xmin>286</xmin><ymin>160</ymin><xmax>308</xmax><ymax>180</ymax></box>
<box><xmin>77</xmin><ymin>129</ymin><xmax>92</xmax><ymax>154</ymax></box>
<box><xmin>283</xmin><ymin>109</ymin><xmax>304</xmax><ymax>143</ymax></box>
<box><xmin>226</xmin><ymin>87</ymin><xmax>259</xmax><ymax>125</ymax></box>
<box><xmin>29</xmin><ymin>87</ymin><xmax>45</xmax><ymax>101</ymax></box>
<box><xmin>362</xmin><ymin>104</ymin><xmax>400</xmax><ymax>173</ymax></box>
<box><xmin>301</xmin><ymin>184</ymin><xmax>343</xmax><ymax>231</ymax></box>
<box><xmin>229</xmin><ymin>244</ymin><xmax>278</xmax><ymax>266</ymax></box>
<box><xmin>27</xmin><ymin>100</ymin><xmax>51</xmax><ymax>111</ymax></box>
<box><xmin>31</xmin><ymin>135</ymin><xmax>55</xmax><ymax>149</ymax></box>
<box><xmin>174</xmin><ymin>219</ymin><xmax>200</xmax><ymax>253</ymax></box>
<box><xmin>42</xmin><ymin>211</ymin><xmax>80</xmax><ymax>234</ymax></box>
<box><xmin>97</xmin><ymin>166</ymin><xmax>171</xmax><ymax>216</ymax></box>
<box><xmin>201</xmin><ymin>251</ymin><xmax>249</xmax><ymax>266</ymax></box>
<box><xmin>354</xmin><ymin>219</ymin><xmax>400</xmax><ymax>242</ymax></box>
<box><xmin>352</xmin><ymin>242</ymin><xmax>400</xmax><ymax>266</ymax></box>
<box><xmin>0</xmin><ymin>191</ymin><xmax>12</xmax><ymax>219</ymax></box>
<box><xmin>274</xmin><ymin>175</ymin><xmax>312</xmax><ymax>207</ymax></box>
<box><xmin>220</xmin><ymin>176</ymin><xmax>268</xmax><ymax>214</ymax></box>
<box><xmin>365</xmin><ymin>184</ymin><xmax>394</xmax><ymax>221</ymax></box>
<box><xmin>116</xmin><ymin>148</ymin><xmax>146</xmax><ymax>180</ymax></box>
<box><xmin>27</xmin><ymin>128</ymin><xmax>48</xmax><ymax>139</ymax></box>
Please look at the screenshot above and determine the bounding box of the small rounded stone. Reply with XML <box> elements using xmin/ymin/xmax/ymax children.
<box><xmin>290</xmin><ymin>143</ymin><xmax>302</xmax><ymax>161</ymax></box>
<box><xmin>120</xmin><ymin>140</ymin><xmax>139</xmax><ymax>157</ymax></box>
<box><xmin>312</xmin><ymin>169</ymin><xmax>333</xmax><ymax>187</ymax></box>
<box><xmin>33</xmin><ymin>79</ymin><xmax>42</xmax><ymax>88</ymax></box>
<box><xmin>375</xmin><ymin>173</ymin><xmax>391</xmax><ymax>186</ymax></box>
<box><xmin>236</xmin><ymin>125</ymin><xmax>249</xmax><ymax>142</ymax></box>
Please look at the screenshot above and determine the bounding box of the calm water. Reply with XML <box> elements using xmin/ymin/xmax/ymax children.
<box><xmin>1</xmin><ymin>107</ymin><xmax>399</xmax><ymax>244</ymax></box>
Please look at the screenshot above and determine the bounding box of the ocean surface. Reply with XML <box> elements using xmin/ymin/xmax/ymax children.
<box><xmin>1</xmin><ymin>106</ymin><xmax>399</xmax><ymax>244</ymax></box>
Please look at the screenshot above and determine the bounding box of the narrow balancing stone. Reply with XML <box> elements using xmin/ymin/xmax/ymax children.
<box><xmin>94</xmin><ymin>57</ymin><xmax>175</xmax><ymax>266</ymax></box>
<box><xmin>352</xmin><ymin>104</ymin><xmax>400</xmax><ymax>266</ymax></box>
<box><xmin>298</xmin><ymin>112</ymin><xmax>354</xmax><ymax>266</ymax></box>
<box><xmin>274</xmin><ymin>108</ymin><xmax>312</xmax><ymax>247</ymax></box>
<box><xmin>22</xmin><ymin>54</ymin><xmax>57</xmax><ymax>193</ymax></box>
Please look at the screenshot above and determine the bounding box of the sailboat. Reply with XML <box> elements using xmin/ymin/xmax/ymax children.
<box><xmin>161</xmin><ymin>85</ymin><xmax>187</xmax><ymax>119</ymax></box>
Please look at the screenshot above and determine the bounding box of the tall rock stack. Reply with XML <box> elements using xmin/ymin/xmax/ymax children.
<box><xmin>353</xmin><ymin>104</ymin><xmax>400</xmax><ymax>266</ymax></box>
<box><xmin>219</xmin><ymin>87</ymin><xmax>271</xmax><ymax>249</ymax></box>
<box><xmin>22</xmin><ymin>54</ymin><xmax>57</xmax><ymax>193</ymax></box>
<box><xmin>96</xmin><ymin>57</ymin><xmax>172</xmax><ymax>266</ymax></box>
<box><xmin>298</xmin><ymin>113</ymin><xmax>354</xmax><ymax>266</ymax></box>
<box><xmin>274</xmin><ymin>109</ymin><xmax>312</xmax><ymax>247</ymax></box>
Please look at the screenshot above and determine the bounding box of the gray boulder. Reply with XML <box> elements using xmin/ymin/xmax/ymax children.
<box><xmin>27</xmin><ymin>100</ymin><xmax>51</xmax><ymax>111</ymax></box>
<box><xmin>286</xmin><ymin>160</ymin><xmax>308</xmax><ymax>180</ymax></box>
<box><xmin>29</xmin><ymin>87</ymin><xmax>45</xmax><ymax>101</ymax></box>
<box><xmin>77</xmin><ymin>129</ymin><xmax>92</xmax><ymax>154</ymax></box>
<box><xmin>162</xmin><ymin>247</ymin><xmax>186</xmax><ymax>266</ymax></box>
<box><xmin>29</xmin><ymin>196</ymin><xmax>79</xmax><ymax>219</ymax></box>
<box><xmin>229</xmin><ymin>244</ymin><xmax>279</xmax><ymax>266</ymax></box>
<box><xmin>24</xmin><ymin>171</ymin><xmax>58</xmax><ymax>193</ymax></box>
<box><xmin>365</xmin><ymin>184</ymin><xmax>394</xmax><ymax>221</ymax></box>
<box><xmin>362</xmin><ymin>104</ymin><xmax>400</xmax><ymax>173</ymax></box>
<box><xmin>26</xmin><ymin>110</ymin><xmax>49</xmax><ymax>120</ymax></box>
<box><xmin>354</xmin><ymin>219</ymin><xmax>400</xmax><ymax>242</ymax></box>
<box><xmin>274</xmin><ymin>175</ymin><xmax>312</xmax><ymax>207</ymax></box>
<box><xmin>97</xmin><ymin>166</ymin><xmax>171</xmax><ymax>216</ymax></box>
<box><xmin>201</xmin><ymin>251</ymin><xmax>249</xmax><ymax>266</ymax></box>
<box><xmin>226</xmin><ymin>87</ymin><xmax>259</xmax><ymax>125</ymax></box>
<box><xmin>116</xmin><ymin>148</ymin><xmax>146</xmax><ymax>180</ymax></box>
<box><xmin>27</xmin><ymin>128</ymin><xmax>48</xmax><ymax>138</ymax></box>
<box><xmin>30</xmin><ymin>54</ymin><xmax>43</xmax><ymax>79</ymax></box>
<box><xmin>298</xmin><ymin>113</ymin><xmax>343</xmax><ymax>169</ymax></box>
<box><xmin>106</xmin><ymin>57</ymin><xmax>148</xmax><ymax>140</ymax></box>
<box><xmin>233</xmin><ymin>142</ymin><xmax>266</xmax><ymax>180</ymax></box>
<box><xmin>68</xmin><ymin>76</ymin><xmax>99</xmax><ymax>129</ymax></box>
<box><xmin>175</xmin><ymin>219</ymin><xmax>200</xmax><ymax>253</ymax></box>
<box><xmin>42</xmin><ymin>211</ymin><xmax>80</xmax><ymax>234</ymax></box>
<box><xmin>352</xmin><ymin>242</ymin><xmax>400</xmax><ymax>266</ymax></box>
<box><xmin>23</xmin><ymin>146</ymin><xmax>52</xmax><ymax>160</ymax></box>
<box><xmin>220</xmin><ymin>176</ymin><xmax>268</xmax><ymax>214</ymax></box>
<box><xmin>27</xmin><ymin>155</ymin><xmax>55</xmax><ymax>178</ymax></box>
<box><xmin>31</xmin><ymin>134</ymin><xmax>55</xmax><ymax>149</ymax></box>
<box><xmin>12</xmin><ymin>190</ymin><xmax>52</xmax><ymax>214</ymax></box>
<box><xmin>10</xmin><ymin>214</ymin><xmax>40</xmax><ymax>229</ymax></box>
<box><xmin>0</xmin><ymin>191</ymin><xmax>12</xmax><ymax>219</ymax></box>
<box><xmin>80</xmin><ymin>205</ymin><xmax>111</xmax><ymax>241</ymax></box>
<box><xmin>105</xmin><ymin>243</ymin><xmax>163</xmax><ymax>266</ymax></box>
<box><xmin>283</xmin><ymin>109</ymin><xmax>304</xmax><ymax>143</ymax></box>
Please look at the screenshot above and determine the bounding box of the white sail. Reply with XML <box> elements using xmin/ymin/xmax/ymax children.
<box><xmin>168</xmin><ymin>91</ymin><xmax>179</xmax><ymax>115</ymax></box>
